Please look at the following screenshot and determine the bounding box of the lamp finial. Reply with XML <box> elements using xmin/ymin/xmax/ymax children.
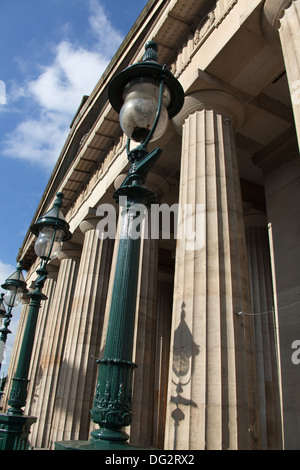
<box><xmin>53</xmin><ymin>192</ymin><xmax>64</xmax><ymax>209</ymax></box>
<box><xmin>143</xmin><ymin>41</ymin><xmax>158</xmax><ymax>62</ymax></box>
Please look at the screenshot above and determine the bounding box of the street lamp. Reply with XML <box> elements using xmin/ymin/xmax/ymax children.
<box><xmin>0</xmin><ymin>293</ymin><xmax>6</xmax><ymax>405</ymax></box>
<box><xmin>7</xmin><ymin>192</ymin><xmax>71</xmax><ymax>416</ymax></box>
<box><xmin>0</xmin><ymin>295</ymin><xmax>6</xmax><ymax>325</ymax></box>
<box><xmin>0</xmin><ymin>192</ymin><xmax>71</xmax><ymax>450</ymax></box>
<box><xmin>2</xmin><ymin>263</ymin><xmax>27</xmax><ymax>309</ymax></box>
<box><xmin>0</xmin><ymin>374</ymin><xmax>7</xmax><ymax>410</ymax></box>
<box><xmin>31</xmin><ymin>192</ymin><xmax>71</xmax><ymax>261</ymax></box>
<box><xmin>55</xmin><ymin>41</ymin><xmax>184</xmax><ymax>450</ymax></box>
<box><xmin>0</xmin><ymin>295</ymin><xmax>6</xmax><ymax>371</ymax></box>
<box><xmin>0</xmin><ymin>263</ymin><xmax>27</xmax><ymax>372</ymax></box>
<box><xmin>0</xmin><ymin>293</ymin><xmax>7</xmax><ymax>407</ymax></box>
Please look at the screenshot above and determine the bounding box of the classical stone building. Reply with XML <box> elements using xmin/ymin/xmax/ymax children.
<box><xmin>3</xmin><ymin>0</ymin><xmax>300</xmax><ymax>450</ymax></box>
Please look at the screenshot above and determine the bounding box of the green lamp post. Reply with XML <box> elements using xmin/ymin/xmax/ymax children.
<box><xmin>0</xmin><ymin>192</ymin><xmax>71</xmax><ymax>450</ymax></box>
<box><xmin>55</xmin><ymin>41</ymin><xmax>184</xmax><ymax>450</ymax></box>
<box><xmin>0</xmin><ymin>263</ymin><xmax>27</xmax><ymax>373</ymax></box>
<box><xmin>0</xmin><ymin>294</ymin><xmax>7</xmax><ymax>371</ymax></box>
<box><xmin>0</xmin><ymin>374</ymin><xmax>7</xmax><ymax>410</ymax></box>
<box><xmin>0</xmin><ymin>295</ymin><xmax>6</xmax><ymax>323</ymax></box>
<box><xmin>0</xmin><ymin>265</ymin><xmax>27</xmax><ymax>410</ymax></box>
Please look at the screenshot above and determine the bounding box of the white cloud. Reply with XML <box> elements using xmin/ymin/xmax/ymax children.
<box><xmin>88</xmin><ymin>0</ymin><xmax>123</xmax><ymax>55</ymax></box>
<box><xmin>2</xmin><ymin>0</ymin><xmax>123</xmax><ymax>172</ymax></box>
<box><xmin>0</xmin><ymin>304</ymin><xmax>22</xmax><ymax>374</ymax></box>
<box><xmin>0</xmin><ymin>260</ymin><xmax>16</xmax><ymax>286</ymax></box>
<box><xmin>3</xmin><ymin>110</ymin><xmax>70</xmax><ymax>169</ymax></box>
<box><xmin>28</xmin><ymin>40</ymin><xmax>109</xmax><ymax>115</ymax></box>
<box><xmin>0</xmin><ymin>81</ymin><xmax>6</xmax><ymax>105</ymax></box>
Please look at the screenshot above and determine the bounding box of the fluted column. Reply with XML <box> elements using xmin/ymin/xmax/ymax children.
<box><xmin>50</xmin><ymin>218</ymin><xmax>114</xmax><ymax>446</ymax></box>
<box><xmin>164</xmin><ymin>91</ymin><xmax>259</xmax><ymax>450</ymax></box>
<box><xmin>129</xmin><ymin>212</ymin><xmax>159</xmax><ymax>447</ymax></box>
<box><xmin>29</xmin><ymin>244</ymin><xmax>80</xmax><ymax>449</ymax></box>
<box><xmin>244</xmin><ymin>212</ymin><xmax>282</xmax><ymax>449</ymax></box>
<box><xmin>152</xmin><ymin>274</ymin><xmax>173</xmax><ymax>449</ymax></box>
<box><xmin>262</xmin><ymin>0</ymin><xmax>300</xmax><ymax>149</ymax></box>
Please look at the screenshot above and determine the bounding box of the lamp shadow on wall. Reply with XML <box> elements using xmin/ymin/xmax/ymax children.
<box><xmin>170</xmin><ymin>302</ymin><xmax>200</xmax><ymax>448</ymax></box>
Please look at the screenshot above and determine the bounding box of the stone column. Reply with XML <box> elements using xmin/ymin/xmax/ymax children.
<box><xmin>129</xmin><ymin>211</ymin><xmax>159</xmax><ymax>448</ymax></box>
<box><xmin>50</xmin><ymin>218</ymin><xmax>113</xmax><ymax>446</ymax></box>
<box><xmin>244</xmin><ymin>212</ymin><xmax>282</xmax><ymax>449</ymax></box>
<box><xmin>29</xmin><ymin>244</ymin><xmax>80</xmax><ymax>449</ymax></box>
<box><xmin>152</xmin><ymin>273</ymin><xmax>173</xmax><ymax>449</ymax></box>
<box><xmin>262</xmin><ymin>0</ymin><xmax>300</xmax><ymax>149</ymax></box>
<box><xmin>129</xmin><ymin>173</ymin><xmax>175</xmax><ymax>448</ymax></box>
<box><xmin>164</xmin><ymin>91</ymin><xmax>259</xmax><ymax>450</ymax></box>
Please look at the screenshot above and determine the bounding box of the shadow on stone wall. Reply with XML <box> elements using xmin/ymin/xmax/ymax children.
<box><xmin>170</xmin><ymin>302</ymin><xmax>200</xmax><ymax>448</ymax></box>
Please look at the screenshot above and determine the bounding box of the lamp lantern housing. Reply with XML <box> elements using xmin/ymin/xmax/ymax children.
<box><xmin>108</xmin><ymin>41</ymin><xmax>184</xmax><ymax>145</ymax></box>
<box><xmin>1</xmin><ymin>261</ymin><xmax>27</xmax><ymax>308</ymax></box>
<box><xmin>30</xmin><ymin>192</ymin><xmax>71</xmax><ymax>261</ymax></box>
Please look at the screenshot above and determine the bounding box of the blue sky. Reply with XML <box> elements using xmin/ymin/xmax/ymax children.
<box><xmin>0</xmin><ymin>0</ymin><xmax>149</xmax><ymax>374</ymax></box>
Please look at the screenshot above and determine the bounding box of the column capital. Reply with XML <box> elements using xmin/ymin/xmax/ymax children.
<box><xmin>261</xmin><ymin>0</ymin><xmax>295</xmax><ymax>48</ymax></box>
<box><xmin>263</xmin><ymin>0</ymin><xmax>294</xmax><ymax>30</ymax></box>
<box><xmin>172</xmin><ymin>90</ymin><xmax>245</xmax><ymax>134</ymax></box>
<box><xmin>57</xmin><ymin>241</ymin><xmax>81</xmax><ymax>261</ymax></box>
<box><xmin>144</xmin><ymin>173</ymin><xmax>170</xmax><ymax>202</ymax></box>
<box><xmin>79</xmin><ymin>218</ymin><xmax>100</xmax><ymax>234</ymax></box>
<box><xmin>114</xmin><ymin>172</ymin><xmax>170</xmax><ymax>202</ymax></box>
<box><xmin>44</xmin><ymin>263</ymin><xmax>59</xmax><ymax>279</ymax></box>
<box><xmin>244</xmin><ymin>210</ymin><xmax>268</xmax><ymax>228</ymax></box>
<box><xmin>114</xmin><ymin>174</ymin><xmax>126</xmax><ymax>190</ymax></box>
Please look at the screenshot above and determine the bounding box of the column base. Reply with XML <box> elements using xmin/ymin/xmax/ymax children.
<box><xmin>55</xmin><ymin>426</ymin><xmax>153</xmax><ymax>450</ymax></box>
<box><xmin>0</xmin><ymin>413</ymin><xmax>37</xmax><ymax>450</ymax></box>
<box><xmin>54</xmin><ymin>439</ymin><xmax>151</xmax><ymax>451</ymax></box>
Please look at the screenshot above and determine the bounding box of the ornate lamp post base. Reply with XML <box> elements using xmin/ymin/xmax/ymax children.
<box><xmin>0</xmin><ymin>413</ymin><xmax>36</xmax><ymax>450</ymax></box>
